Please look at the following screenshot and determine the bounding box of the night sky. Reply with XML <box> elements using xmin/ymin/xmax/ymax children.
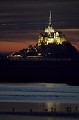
<box><xmin>0</xmin><ymin>0</ymin><xmax>79</xmax><ymax>52</ymax></box>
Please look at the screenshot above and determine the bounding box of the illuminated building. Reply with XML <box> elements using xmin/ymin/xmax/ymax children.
<box><xmin>38</xmin><ymin>11</ymin><xmax>66</xmax><ymax>46</ymax></box>
<box><xmin>7</xmin><ymin>11</ymin><xmax>79</xmax><ymax>61</ymax></box>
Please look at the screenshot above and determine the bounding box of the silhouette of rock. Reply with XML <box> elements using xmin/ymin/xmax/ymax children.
<box><xmin>8</xmin><ymin>11</ymin><xmax>79</xmax><ymax>61</ymax></box>
<box><xmin>10</xmin><ymin>41</ymin><xmax>79</xmax><ymax>61</ymax></box>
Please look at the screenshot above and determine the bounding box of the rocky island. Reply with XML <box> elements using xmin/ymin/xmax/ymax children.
<box><xmin>8</xmin><ymin>11</ymin><xmax>79</xmax><ymax>61</ymax></box>
<box><xmin>0</xmin><ymin>11</ymin><xmax>79</xmax><ymax>85</ymax></box>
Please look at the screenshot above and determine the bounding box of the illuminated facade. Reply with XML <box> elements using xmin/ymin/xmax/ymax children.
<box><xmin>38</xmin><ymin>11</ymin><xmax>66</xmax><ymax>46</ymax></box>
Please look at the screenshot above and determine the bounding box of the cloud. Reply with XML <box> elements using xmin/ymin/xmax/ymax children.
<box><xmin>0</xmin><ymin>0</ymin><xmax>79</xmax><ymax>52</ymax></box>
<box><xmin>58</xmin><ymin>29</ymin><xmax>79</xmax><ymax>42</ymax></box>
<box><xmin>0</xmin><ymin>29</ymin><xmax>79</xmax><ymax>52</ymax></box>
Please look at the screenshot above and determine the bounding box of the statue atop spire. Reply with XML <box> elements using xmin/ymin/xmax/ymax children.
<box><xmin>49</xmin><ymin>11</ymin><xmax>52</xmax><ymax>26</ymax></box>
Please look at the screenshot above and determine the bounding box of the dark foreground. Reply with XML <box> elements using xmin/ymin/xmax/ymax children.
<box><xmin>0</xmin><ymin>114</ymin><xmax>79</xmax><ymax>120</ymax></box>
<box><xmin>0</xmin><ymin>59</ymin><xmax>79</xmax><ymax>85</ymax></box>
<box><xmin>0</xmin><ymin>111</ymin><xmax>79</xmax><ymax>117</ymax></box>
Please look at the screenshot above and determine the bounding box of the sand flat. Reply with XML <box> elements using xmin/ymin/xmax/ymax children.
<box><xmin>0</xmin><ymin>101</ymin><xmax>79</xmax><ymax>113</ymax></box>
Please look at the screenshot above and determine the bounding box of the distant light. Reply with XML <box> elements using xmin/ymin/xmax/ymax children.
<box><xmin>38</xmin><ymin>53</ymin><xmax>41</xmax><ymax>56</ymax></box>
<box><xmin>48</xmin><ymin>53</ymin><xmax>50</xmax><ymax>54</ymax></box>
<box><xmin>27</xmin><ymin>50</ymin><xmax>29</xmax><ymax>53</ymax></box>
<box><xmin>13</xmin><ymin>55</ymin><xmax>22</xmax><ymax>58</ymax></box>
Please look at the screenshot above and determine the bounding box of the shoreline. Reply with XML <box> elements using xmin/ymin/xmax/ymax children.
<box><xmin>0</xmin><ymin>101</ymin><xmax>79</xmax><ymax>116</ymax></box>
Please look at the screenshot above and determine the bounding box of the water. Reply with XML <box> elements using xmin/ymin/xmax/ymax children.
<box><xmin>0</xmin><ymin>83</ymin><xmax>79</xmax><ymax>120</ymax></box>
<box><xmin>0</xmin><ymin>83</ymin><xmax>79</xmax><ymax>103</ymax></box>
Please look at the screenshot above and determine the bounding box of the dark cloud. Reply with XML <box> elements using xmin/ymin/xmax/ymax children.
<box><xmin>0</xmin><ymin>0</ymin><xmax>79</xmax><ymax>26</ymax></box>
<box><xmin>0</xmin><ymin>0</ymin><xmax>79</xmax><ymax>51</ymax></box>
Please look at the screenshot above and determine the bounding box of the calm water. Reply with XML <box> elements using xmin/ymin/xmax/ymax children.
<box><xmin>0</xmin><ymin>83</ymin><xmax>79</xmax><ymax>120</ymax></box>
<box><xmin>0</xmin><ymin>83</ymin><xmax>79</xmax><ymax>103</ymax></box>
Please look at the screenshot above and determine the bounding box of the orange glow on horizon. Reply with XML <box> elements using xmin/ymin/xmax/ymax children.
<box><xmin>0</xmin><ymin>40</ymin><xmax>79</xmax><ymax>53</ymax></box>
<box><xmin>0</xmin><ymin>29</ymin><xmax>79</xmax><ymax>52</ymax></box>
<box><xmin>0</xmin><ymin>41</ymin><xmax>37</xmax><ymax>52</ymax></box>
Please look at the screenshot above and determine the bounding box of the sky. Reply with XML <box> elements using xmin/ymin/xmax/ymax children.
<box><xmin>0</xmin><ymin>0</ymin><xmax>79</xmax><ymax>52</ymax></box>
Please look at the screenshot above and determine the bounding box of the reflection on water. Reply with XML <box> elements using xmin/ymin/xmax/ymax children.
<box><xmin>0</xmin><ymin>83</ymin><xmax>79</xmax><ymax>119</ymax></box>
<box><xmin>0</xmin><ymin>83</ymin><xmax>79</xmax><ymax>103</ymax></box>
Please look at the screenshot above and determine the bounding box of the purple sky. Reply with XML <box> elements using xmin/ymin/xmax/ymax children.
<box><xmin>0</xmin><ymin>0</ymin><xmax>79</xmax><ymax>52</ymax></box>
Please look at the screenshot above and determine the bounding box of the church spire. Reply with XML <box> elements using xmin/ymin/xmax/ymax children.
<box><xmin>49</xmin><ymin>11</ymin><xmax>52</xmax><ymax>26</ymax></box>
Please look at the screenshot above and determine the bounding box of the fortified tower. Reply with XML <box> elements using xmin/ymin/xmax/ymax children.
<box><xmin>38</xmin><ymin>11</ymin><xmax>66</xmax><ymax>46</ymax></box>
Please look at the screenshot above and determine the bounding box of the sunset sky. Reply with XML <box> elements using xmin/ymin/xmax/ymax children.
<box><xmin>0</xmin><ymin>0</ymin><xmax>79</xmax><ymax>52</ymax></box>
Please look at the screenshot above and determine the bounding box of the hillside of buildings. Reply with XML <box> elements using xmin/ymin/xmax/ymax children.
<box><xmin>0</xmin><ymin>11</ymin><xmax>79</xmax><ymax>84</ymax></box>
<box><xmin>11</xmin><ymin>41</ymin><xmax>79</xmax><ymax>61</ymax></box>
<box><xmin>8</xmin><ymin>11</ymin><xmax>79</xmax><ymax>61</ymax></box>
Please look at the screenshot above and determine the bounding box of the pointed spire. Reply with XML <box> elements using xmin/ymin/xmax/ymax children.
<box><xmin>49</xmin><ymin>11</ymin><xmax>52</xmax><ymax>26</ymax></box>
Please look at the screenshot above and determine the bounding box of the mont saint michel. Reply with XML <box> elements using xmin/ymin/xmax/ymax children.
<box><xmin>0</xmin><ymin>11</ymin><xmax>79</xmax><ymax>85</ymax></box>
<box><xmin>7</xmin><ymin>11</ymin><xmax>79</xmax><ymax>61</ymax></box>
